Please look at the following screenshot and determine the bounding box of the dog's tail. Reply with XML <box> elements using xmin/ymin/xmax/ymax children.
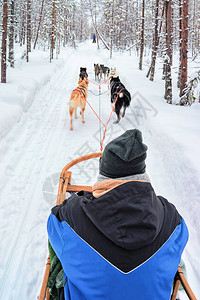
<box><xmin>68</xmin><ymin>94</ymin><xmax>79</xmax><ymax>108</ymax></box>
<box><xmin>68</xmin><ymin>100</ymin><xmax>75</xmax><ymax>107</ymax></box>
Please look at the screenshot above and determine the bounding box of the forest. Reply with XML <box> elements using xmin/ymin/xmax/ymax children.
<box><xmin>1</xmin><ymin>0</ymin><xmax>200</xmax><ymax>105</ymax></box>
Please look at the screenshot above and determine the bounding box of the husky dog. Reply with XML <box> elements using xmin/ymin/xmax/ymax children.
<box><xmin>109</xmin><ymin>68</ymin><xmax>117</xmax><ymax>77</ymax></box>
<box><xmin>110</xmin><ymin>76</ymin><xmax>131</xmax><ymax>124</ymax></box>
<box><xmin>68</xmin><ymin>79</ymin><xmax>89</xmax><ymax>130</ymax></box>
<box><xmin>108</xmin><ymin>68</ymin><xmax>117</xmax><ymax>90</ymax></box>
<box><xmin>94</xmin><ymin>64</ymin><xmax>100</xmax><ymax>82</ymax></box>
<box><xmin>79</xmin><ymin>67</ymin><xmax>88</xmax><ymax>81</ymax></box>
<box><xmin>100</xmin><ymin>64</ymin><xmax>110</xmax><ymax>81</ymax></box>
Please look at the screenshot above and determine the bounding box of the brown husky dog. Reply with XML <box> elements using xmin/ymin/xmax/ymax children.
<box><xmin>68</xmin><ymin>79</ymin><xmax>89</xmax><ymax>130</ymax></box>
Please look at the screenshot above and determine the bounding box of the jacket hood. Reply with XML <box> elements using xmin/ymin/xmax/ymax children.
<box><xmin>81</xmin><ymin>181</ymin><xmax>164</xmax><ymax>250</ymax></box>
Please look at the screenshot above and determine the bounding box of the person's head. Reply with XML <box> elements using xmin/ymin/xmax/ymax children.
<box><xmin>99</xmin><ymin>129</ymin><xmax>148</xmax><ymax>178</ymax></box>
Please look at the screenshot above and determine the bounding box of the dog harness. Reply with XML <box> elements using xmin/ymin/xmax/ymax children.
<box><xmin>74</xmin><ymin>87</ymin><xmax>86</xmax><ymax>98</ymax></box>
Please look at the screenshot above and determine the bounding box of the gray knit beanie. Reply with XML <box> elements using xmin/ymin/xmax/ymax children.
<box><xmin>99</xmin><ymin>129</ymin><xmax>148</xmax><ymax>178</ymax></box>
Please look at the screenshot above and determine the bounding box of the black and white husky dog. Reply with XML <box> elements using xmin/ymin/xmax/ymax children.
<box><xmin>110</xmin><ymin>76</ymin><xmax>131</xmax><ymax>124</ymax></box>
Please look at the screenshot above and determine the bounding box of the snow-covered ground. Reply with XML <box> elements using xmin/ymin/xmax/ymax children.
<box><xmin>0</xmin><ymin>41</ymin><xmax>200</xmax><ymax>299</ymax></box>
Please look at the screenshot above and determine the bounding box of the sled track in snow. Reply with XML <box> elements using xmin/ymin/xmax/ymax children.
<box><xmin>0</xmin><ymin>45</ymin><xmax>102</xmax><ymax>299</ymax></box>
<box><xmin>0</xmin><ymin>66</ymin><xmax>71</xmax><ymax>299</ymax></box>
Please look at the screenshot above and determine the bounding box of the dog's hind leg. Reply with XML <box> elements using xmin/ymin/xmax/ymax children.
<box><xmin>74</xmin><ymin>108</ymin><xmax>78</xmax><ymax>119</ymax></box>
<box><xmin>69</xmin><ymin>107</ymin><xmax>74</xmax><ymax>130</ymax></box>
<box><xmin>121</xmin><ymin>105</ymin><xmax>128</xmax><ymax>118</ymax></box>
<box><xmin>81</xmin><ymin>107</ymin><xmax>85</xmax><ymax>124</ymax></box>
<box><xmin>113</xmin><ymin>115</ymin><xmax>121</xmax><ymax>124</ymax></box>
<box><xmin>113</xmin><ymin>99</ymin><xmax>123</xmax><ymax>124</ymax></box>
<box><xmin>113</xmin><ymin>107</ymin><xmax>121</xmax><ymax>124</ymax></box>
<box><xmin>107</xmin><ymin>79</ymin><xmax>110</xmax><ymax>90</ymax></box>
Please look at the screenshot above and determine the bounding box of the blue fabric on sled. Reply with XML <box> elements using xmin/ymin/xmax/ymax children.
<box><xmin>47</xmin><ymin>214</ymin><xmax>188</xmax><ymax>300</ymax></box>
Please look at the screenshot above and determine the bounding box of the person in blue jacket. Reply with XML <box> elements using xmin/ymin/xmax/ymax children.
<box><xmin>47</xmin><ymin>129</ymin><xmax>189</xmax><ymax>300</ymax></box>
<box><xmin>93</xmin><ymin>34</ymin><xmax>96</xmax><ymax>43</ymax></box>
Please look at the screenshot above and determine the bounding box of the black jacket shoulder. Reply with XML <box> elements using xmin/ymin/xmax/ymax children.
<box><xmin>51</xmin><ymin>182</ymin><xmax>181</xmax><ymax>272</ymax></box>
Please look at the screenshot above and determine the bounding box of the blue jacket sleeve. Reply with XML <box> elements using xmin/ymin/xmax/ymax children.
<box><xmin>47</xmin><ymin>214</ymin><xmax>65</xmax><ymax>260</ymax></box>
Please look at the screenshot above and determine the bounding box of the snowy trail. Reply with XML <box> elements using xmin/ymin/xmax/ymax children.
<box><xmin>0</xmin><ymin>42</ymin><xmax>199</xmax><ymax>299</ymax></box>
<box><xmin>0</xmin><ymin>42</ymin><xmax>114</xmax><ymax>299</ymax></box>
<box><xmin>0</xmin><ymin>45</ymin><xmax>98</xmax><ymax>299</ymax></box>
<box><xmin>0</xmin><ymin>65</ymin><xmax>69</xmax><ymax>299</ymax></box>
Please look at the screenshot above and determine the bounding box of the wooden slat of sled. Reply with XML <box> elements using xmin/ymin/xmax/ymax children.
<box><xmin>39</xmin><ymin>153</ymin><xmax>102</xmax><ymax>300</ymax></box>
<box><xmin>56</xmin><ymin>152</ymin><xmax>102</xmax><ymax>204</ymax></box>
<box><xmin>177</xmin><ymin>266</ymin><xmax>197</xmax><ymax>299</ymax></box>
<box><xmin>67</xmin><ymin>185</ymin><xmax>92</xmax><ymax>192</ymax></box>
<box><xmin>170</xmin><ymin>266</ymin><xmax>197</xmax><ymax>300</ymax></box>
<box><xmin>38</xmin><ymin>256</ymin><xmax>51</xmax><ymax>300</ymax></box>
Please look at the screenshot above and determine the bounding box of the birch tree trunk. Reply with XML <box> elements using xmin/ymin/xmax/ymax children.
<box><xmin>180</xmin><ymin>0</ymin><xmax>189</xmax><ymax>104</ymax></box>
<box><xmin>110</xmin><ymin>0</ymin><xmax>114</xmax><ymax>59</ymax></box>
<box><xmin>19</xmin><ymin>4</ymin><xmax>26</xmax><ymax>46</ymax></box>
<box><xmin>139</xmin><ymin>0</ymin><xmax>145</xmax><ymax>70</ymax></box>
<box><xmin>147</xmin><ymin>4</ymin><xmax>164</xmax><ymax>79</ymax></box>
<box><xmin>8</xmin><ymin>0</ymin><xmax>15</xmax><ymax>68</ymax></box>
<box><xmin>26</xmin><ymin>0</ymin><xmax>31</xmax><ymax>62</ymax></box>
<box><xmin>164</xmin><ymin>0</ymin><xmax>173</xmax><ymax>104</ymax></box>
<box><xmin>149</xmin><ymin>0</ymin><xmax>159</xmax><ymax>81</ymax></box>
<box><xmin>1</xmin><ymin>0</ymin><xmax>8</xmax><ymax>83</ymax></box>
<box><xmin>177</xmin><ymin>0</ymin><xmax>182</xmax><ymax>88</ymax></box>
<box><xmin>33</xmin><ymin>0</ymin><xmax>45</xmax><ymax>49</ymax></box>
<box><xmin>51</xmin><ymin>1</ymin><xmax>56</xmax><ymax>61</ymax></box>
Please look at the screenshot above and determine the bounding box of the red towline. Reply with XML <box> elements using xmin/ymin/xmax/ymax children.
<box><xmin>74</xmin><ymin>87</ymin><xmax>122</xmax><ymax>151</ymax></box>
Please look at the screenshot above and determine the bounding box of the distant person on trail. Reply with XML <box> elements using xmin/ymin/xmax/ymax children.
<box><xmin>92</xmin><ymin>34</ymin><xmax>96</xmax><ymax>43</ymax></box>
<box><xmin>47</xmin><ymin>129</ymin><xmax>189</xmax><ymax>300</ymax></box>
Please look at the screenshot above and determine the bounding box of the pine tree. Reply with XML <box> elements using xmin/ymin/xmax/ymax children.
<box><xmin>177</xmin><ymin>0</ymin><xmax>182</xmax><ymax>88</ymax></box>
<box><xmin>139</xmin><ymin>0</ymin><xmax>145</xmax><ymax>70</ymax></box>
<box><xmin>1</xmin><ymin>0</ymin><xmax>8</xmax><ymax>83</ymax></box>
<box><xmin>50</xmin><ymin>0</ymin><xmax>56</xmax><ymax>60</ymax></box>
<box><xmin>180</xmin><ymin>0</ymin><xmax>189</xmax><ymax>104</ymax></box>
<box><xmin>33</xmin><ymin>0</ymin><xmax>45</xmax><ymax>49</ymax></box>
<box><xmin>26</xmin><ymin>0</ymin><xmax>32</xmax><ymax>62</ymax></box>
<box><xmin>164</xmin><ymin>0</ymin><xmax>173</xmax><ymax>104</ymax></box>
<box><xmin>8</xmin><ymin>0</ymin><xmax>15</xmax><ymax>68</ymax></box>
<box><xmin>148</xmin><ymin>0</ymin><xmax>159</xmax><ymax>81</ymax></box>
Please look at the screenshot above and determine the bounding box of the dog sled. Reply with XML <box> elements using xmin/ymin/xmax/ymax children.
<box><xmin>39</xmin><ymin>153</ymin><xmax>197</xmax><ymax>300</ymax></box>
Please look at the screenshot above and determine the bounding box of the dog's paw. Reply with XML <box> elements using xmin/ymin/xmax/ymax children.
<box><xmin>113</xmin><ymin>120</ymin><xmax>120</xmax><ymax>124</ymax></box>
<box><xmin>82</xmin><ymin>120</ymin><xmax>85</xmax><ymax>124</ymax></box>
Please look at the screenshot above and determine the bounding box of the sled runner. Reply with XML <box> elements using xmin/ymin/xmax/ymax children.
<box><xmin>39</xmin><ymin>153</ymin><xmax>197</xmax><ymax>300</ymax></box>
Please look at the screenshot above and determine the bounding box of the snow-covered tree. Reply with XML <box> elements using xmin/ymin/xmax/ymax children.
<box><xmin>180</xmin><ymin>0</ymin><xmax>189</xmax><ymax>104</ymax></box>
<box><xmin>8</xmin><ymin>0</ymin><xmax>15</xmax><ymax>67</ymax></box>
<box><xmin>1</xmin><ymin>0</ymin><xmax>8</xmax><ymax>83</ymax></box>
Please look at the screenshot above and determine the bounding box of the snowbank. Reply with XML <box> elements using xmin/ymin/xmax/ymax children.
<box><xmin>0</xmin><ymin>45</ymin><xmax>72</xmax><ymax>141</ymax></box>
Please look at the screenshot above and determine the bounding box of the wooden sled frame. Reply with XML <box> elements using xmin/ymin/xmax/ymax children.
<box><xmin>170</xmin><ymin>266</ymin><xmax>197</xmax><ymax>300</ymax></box>
<box><xmin>39</xmin><ymin>152</ymin><xmax>197</xmax><ymax>300</ymax></box>
<box><xmin>39</xmin><ymin>152</ymin><xmax>102</xmax><ymax>300</ymax></box>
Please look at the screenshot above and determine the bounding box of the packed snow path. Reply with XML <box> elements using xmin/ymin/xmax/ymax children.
<box><xmin>0</xmin><ymin>42</ymin><xmax>200</xmax><ymax>299</ymax></box>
